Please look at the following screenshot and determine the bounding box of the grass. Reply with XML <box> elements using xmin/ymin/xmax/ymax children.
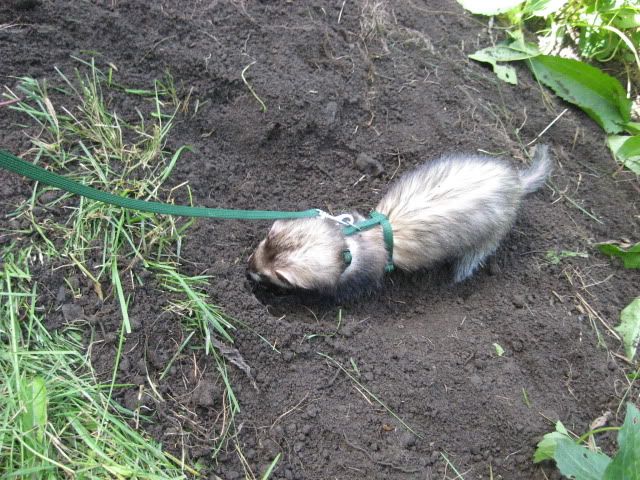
<box><xmin>0</xmin><ymin>58</ymin><xmax>243</xmax><ymax>476</ymax></box>
<box><xmin>0</xmin><ymin>249</ymin><xmax>193</xmax><ymax>478</ymax></box>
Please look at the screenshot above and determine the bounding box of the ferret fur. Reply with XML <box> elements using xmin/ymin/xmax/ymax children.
<box><xmin>248</xmin><ymin>144</ymin><xmax>552</xmax><ymax>298</ymax></box>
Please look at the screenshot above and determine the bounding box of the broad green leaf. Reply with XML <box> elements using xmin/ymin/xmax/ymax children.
<box><xmin>469</xmin><ymin>44</ymin><xmax>539</xmax><ymax>84</ymax></box>
<box><xmin>534</xmin><ymin>421</ymin><xmax>570</xmax><ymax>463</ymax></box>
<box><xmin>603</xmin><ymin>403</ymin><xmax>640</xmax><ymax>480</ymax></box>
<box><xmin>523</xmin><ymin>0</ymin><xmax>568</xmax><ymax>17</ymax></box>
<box><xmin>555</xmin><ymin>437</ymin><xmax>611</xmax><ymax>480</ymax></box>
<box><xmin>528</xmin><ymin>55</ymin><xmax>632</xmax><ymax>133</ymax></box>
<box><xmin>616</xmin><ymin>298</ymin><xmax>640</xmax><ymax>361</ymax></box>
<box><xmin>457</xmin><ymin>0</ymin><xmax>525</xmax><ymax>15</ymax></box>
<box><xmin>612</xmin><ymin>9</ymin><xmax>640</xmax><ymax>30</ymax></box>
<box><xmin>598</xmin><ymin>241</ymin><xmax>640</xmax><ymax>269</ymax></box>
<box><xmin>607</xmin><ymin>135</ymin><xmax>640</xmax><ymax>174</ymax></box>
<box><xmin>625</xmin><ymin>122</ymin><xmax>640</xmax><ymax>134</ymax></box>
<box><xmin>493</xmin><ymin>342</ymin><xmax>505</xmax><ymax>356</ymax></box>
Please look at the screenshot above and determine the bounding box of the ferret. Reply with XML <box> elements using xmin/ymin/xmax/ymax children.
<box><xmin>248</xmin><ymin>144</ymin><xmax>552</xmax><ymax>299</ymax></box>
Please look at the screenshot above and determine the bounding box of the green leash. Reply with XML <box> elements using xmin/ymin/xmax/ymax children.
<box><xmin>0</xmin><ymin>149</ymin><xmax>394</xmax><ymax>270</ymax></box>
<box><xmin>0</xmin><ymin>150</ymin><xmax>319</xmax><ymax>221</ymax></box>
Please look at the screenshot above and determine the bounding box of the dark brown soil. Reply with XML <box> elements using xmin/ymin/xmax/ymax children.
<box><xmin>1</xmin><ymin>1</ymin><xmax>639</xmax><ymax>479</ymax></box>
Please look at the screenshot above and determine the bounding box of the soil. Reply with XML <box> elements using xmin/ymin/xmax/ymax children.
<box><xmin>1</xmin><ymin>1</ymin><xmax>639</xmax><ymax>479</ymax></box>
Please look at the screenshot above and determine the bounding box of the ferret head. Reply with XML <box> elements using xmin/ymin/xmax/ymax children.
<box><xmin>248</xmin><ymin>218</ymin><xmax>347</xmax><ymax>292</ymax></box>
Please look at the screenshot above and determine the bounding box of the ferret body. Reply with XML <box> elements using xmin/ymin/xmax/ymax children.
<box><xmin>248</xmin><ymin>144</ymin><xmax>552</xmax><ymax>298</ymax></box>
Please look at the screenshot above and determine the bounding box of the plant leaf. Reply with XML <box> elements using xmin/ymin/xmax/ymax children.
<box><xmin>528</xmin><ymin>55</ymin><xmax>631</xmax><ymax>134</ymax></box>
<box><xmin>555</xmin><ymin>437</ymin><xmax>611</xmax><ymax>480</ymax></box>
<box><xmin>615</xmin><ymin>298</ymin><xmax>640</xmax><ymax>361</ymax></box>
<box><xmin>523</xmin><ymin>0</ymin><xmax>568</xmax><ymax>17</ymax></box>
<box><xmin>598</xmin><ymin>241</ymin><xmax>640</xmax><ymax>269</ymax></box>
<box><xmin>625</xmin><ymin>122</ymin><xmax>640</xmax><ymax>134</ymax></box>
<box><xmin>603</xmin><ymin>403</ymin><xmax>640</xmax><ymax>480</ymax></box>
<box><xmin>456</xmin><ymin>0</ymin><xmax>525</xmax><ymax>15</ymax></box>
<box><xmin>469</xmin><ymin>43</ymin><xmax>539</xmax><ymax>84</ymax></box>
<box><xmin>533</xmin><ymin>421</ymin><xmax>570</xmax><ymax>463</ymax></box>
<box><xmin>607</xmin><ymin>135</ymin><xmax>640</xmax><ymax>175</ymax></box>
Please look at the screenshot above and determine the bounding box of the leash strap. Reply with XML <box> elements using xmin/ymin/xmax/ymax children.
<box><xmin>0</xmin><ymin>150</ymin><xmax>319</xmax><ymax>221</ymax></box>
<box><xmin>0</xmin><ymin>149</ymin><xmax>395</xmax><ymax>271</ymax></box>
<box><xmin>342</xmin><ymin>211</ymin><xmax>395</xmax><ymax>272</ymax></box>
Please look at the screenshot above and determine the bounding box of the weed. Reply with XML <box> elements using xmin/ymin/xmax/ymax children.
<box><xmin>0</xmin><ymin>249</ymin><xmax>193</xmax><ymax>478</ymax></box>
<box><xmin>459</xmin><ymin>0</ymin><xmax>640</xmax><ymax>69</ymax></box>
<box><xmin>534</xmin><ymin>403</ymin><xmax>639</xmax><ymax>479</ymax></box>
<box><xmin>459</xmin><ymin>1</ymin><xmax>640</xmax><ymax>174</ymax></box>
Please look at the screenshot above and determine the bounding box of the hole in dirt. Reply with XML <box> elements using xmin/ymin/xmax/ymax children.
<box><xmin>247</xmin><ymin>262</ymin><xmax>463</xmax><ymax>318</ymax></box>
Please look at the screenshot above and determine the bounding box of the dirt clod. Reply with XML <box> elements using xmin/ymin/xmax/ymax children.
<box><xmin>355</xmin><ymin>152</ymin><xmax>385</xmax><ymax>177</ymax></box>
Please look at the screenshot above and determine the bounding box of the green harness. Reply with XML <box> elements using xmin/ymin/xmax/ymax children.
<box><xmin>0</xmin><ymin>149</ymin><xmax>394</xmax><ymax>271</ymax></box>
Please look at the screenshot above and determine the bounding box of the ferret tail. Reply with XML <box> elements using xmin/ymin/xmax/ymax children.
<box><xmin>519</xmin><ymin>143</ymin><xmax>553</xmax><ymax>194</ymax></box>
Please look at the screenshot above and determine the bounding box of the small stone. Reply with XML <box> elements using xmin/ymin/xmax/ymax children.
<box><xmin>512</xmin><ymin>294</ymin><xmax>525</xmax><ymax>309</ymax></box>
<box><xmin>607</xmin><ymin>359</ymin><xmax>617</xmax><ymax>371</ymax></box>
<box><xmin>355</xmin><ymin>152</ymin><xmax>384</xmax><ymax>177</ymax></box>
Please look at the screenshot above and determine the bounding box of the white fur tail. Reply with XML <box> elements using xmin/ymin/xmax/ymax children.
<box><xmin>519</xmin><ymin>144</ymin><xmax>552</xmax><ymax>194</ymax></box>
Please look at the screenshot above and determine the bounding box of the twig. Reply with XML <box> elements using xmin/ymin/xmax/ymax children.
<box><xmin>526</xmin><ymin>108</ymin><xmax>568</xmax><ymax>146</ymax></box>
<box><xmin>269</xmin><ymin>392</ymin><xmax>310</xmax><ymax>430</ymax></box>
<box><xmin>241</xmin><ymin>61</ymin><xmax>267</xmax><ymax>112</ymax></box>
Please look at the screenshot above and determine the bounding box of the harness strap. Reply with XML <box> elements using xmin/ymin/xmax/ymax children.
<box><xmin>0</xmin><ymin>150</ymin><xmax>319</xmax><ymax>221</ymax></box>
<box><xmin>342</xmin><ymin>211</ymin><xmax>395</xmax><ymax>272</ymax></box>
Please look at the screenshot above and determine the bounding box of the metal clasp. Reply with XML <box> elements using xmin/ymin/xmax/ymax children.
<box><xmin>316</xmin><ymin>209</ymin><xmax>356</xmax><ymax>227</ymax></box>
